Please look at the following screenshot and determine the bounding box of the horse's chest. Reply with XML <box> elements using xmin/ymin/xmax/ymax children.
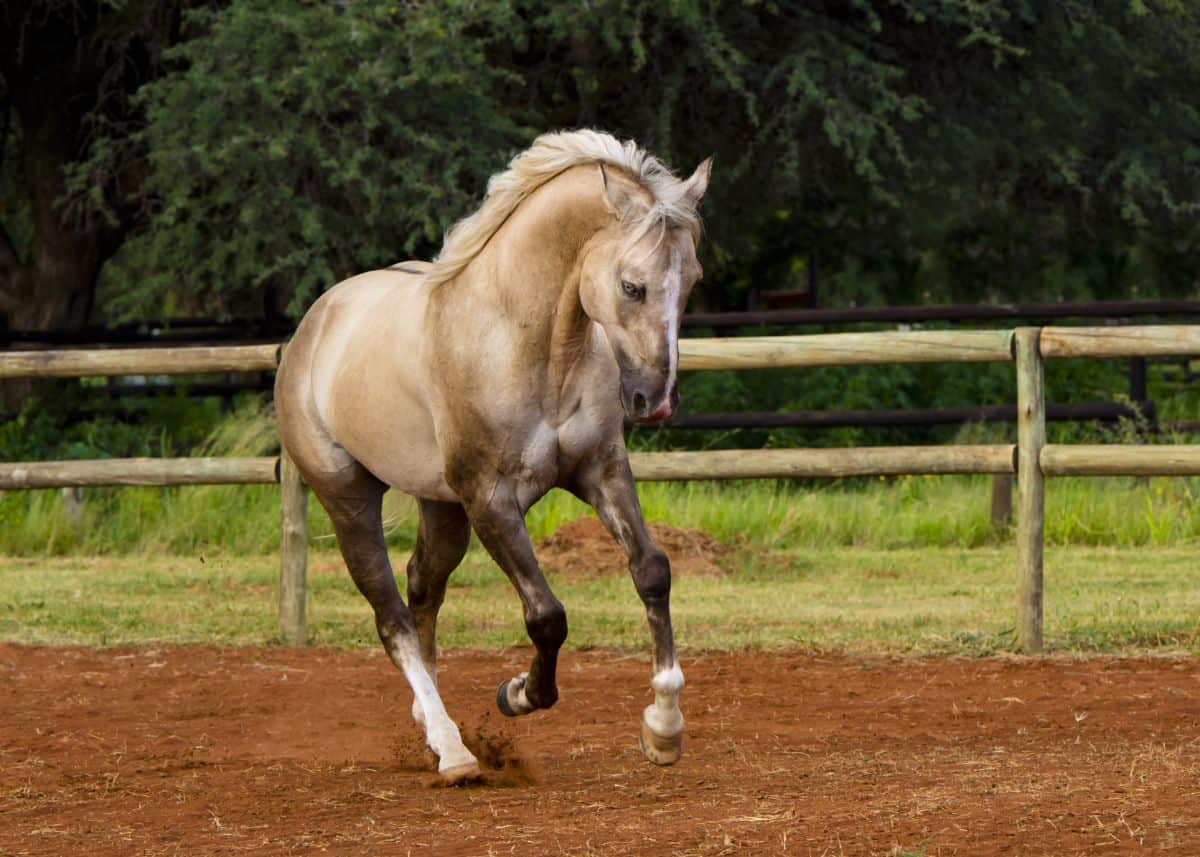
<box><xmin>512</xmin><ymin>421</ymin><xmax>561</xmax><ymax>508</ymax></box>
<box><xmin>510</xmin><ymin>412</ymin><xmax>607</xmax><ymax>508</ymax></box>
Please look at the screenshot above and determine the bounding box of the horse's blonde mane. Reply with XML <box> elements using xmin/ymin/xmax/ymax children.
<box><xmin>423</xmin><ymin>129</ymin><xmax>701</xmax><ymax>288</ymax></box>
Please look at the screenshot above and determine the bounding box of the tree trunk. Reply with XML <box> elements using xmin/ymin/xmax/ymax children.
<box><xmin>0</xmin><ymin>83</ymin><xmax>115</xmax><ymax>411</ymax></box>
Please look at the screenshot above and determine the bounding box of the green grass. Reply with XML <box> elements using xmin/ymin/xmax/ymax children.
<box><xmin>3</xmin><ymin>409</ymin><xmax>1199</xmax><ymax>654</ymax></box>
<box><xmin>5</xmin><ymin>470</ymin><xmax>1200</xmax><ymax>556</ymax></box>
<box><xmin>2</xmin><ymin>544</ymin><xmax>1197</xmax><ymax>654</ymax></box>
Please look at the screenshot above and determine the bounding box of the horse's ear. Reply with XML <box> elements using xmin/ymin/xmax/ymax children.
<box><xmin>680</xmin><ymin>156</ymin><xmax>713</xmax><ymax>207</ymax></box>
<box><xmin>599</xmin><ymin>163</ymin><xmax>642</xmax><ymax>221</ymax></box>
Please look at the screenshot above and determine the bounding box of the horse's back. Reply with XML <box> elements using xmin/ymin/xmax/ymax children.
<box><xmin>276</xmin><ymin>266</ymin><xmax>456</xmax><ymax>501</ymax></box>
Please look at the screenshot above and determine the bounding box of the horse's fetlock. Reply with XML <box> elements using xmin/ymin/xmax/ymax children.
<box><xmin>526</xmin><ymin>682</ymin><xmax>559</xmax><ymax>710</ymax></box>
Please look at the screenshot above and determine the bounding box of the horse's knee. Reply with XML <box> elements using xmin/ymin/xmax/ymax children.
<box><xmin>633</xmin><ymin>550</ymin><xmax>672</xmax><ymax>604</ymax></box>
<box><xmin>525</xmin><ymin>600</ymin><xmax>568</xmax><ymax>652</ymax></box>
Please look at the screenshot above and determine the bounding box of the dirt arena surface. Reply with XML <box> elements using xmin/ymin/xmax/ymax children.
<box><xmin>1</xmin><ymin>645</ymin><xmax>1198</xmax><ymax>856</ymax></box>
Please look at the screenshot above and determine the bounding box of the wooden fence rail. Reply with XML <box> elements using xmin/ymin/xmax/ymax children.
<box><xmin>629</xmin><ymin>445</ymin><xmax>1014</xmax><ymax>481</ymax></box>
<box><xmin>0</xmin><ymin>344</ymin><xmax>280</xmax><ymax>378</ymax></box>
<box><xmin>0</xmin><ymin>457</ymin><xmax>279</xmax><ymax>489</ymax></box>
<box><xmin>2</xmin><ymin>325</ymin><xmax>1199</xmax><ymax>652</ymax></box>
<box><xmin>677</xmin><ymin>330</ymin><xmax>1013</xmax><ymax>369</ymax></box>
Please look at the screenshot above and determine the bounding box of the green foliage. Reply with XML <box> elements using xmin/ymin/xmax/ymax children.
<box><xmin>0</xmin><ymin>402</ymin><xmax>289</xmax><ymax>556</ymax></box>
<box><xmin>0</xmin><ymin>393</ymin><xmax>230</xmax><ymax>463</ymax></box>
<box><xmin>70</xmin><ymin>0</ymin><xmax>1200</xmax><ymax>320</ymax></box>
<box><xmin>100</xmin><ymin>0</ymin><xmax>527</xmax><ymax>318</ymax></box>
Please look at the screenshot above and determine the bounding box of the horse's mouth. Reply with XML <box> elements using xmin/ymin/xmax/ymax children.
<box><xmin>637</xmin><ymin>410</ymin><xmax>673</xmax><ymax>426</ymax></box>
<box><xmin>625</xmin><ymin>397</ymin><xmax>675</xmax><ymax>425</ymax></box>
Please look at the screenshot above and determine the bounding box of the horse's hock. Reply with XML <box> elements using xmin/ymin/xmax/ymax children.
<box><xmin>3</xmin><ymin>324</ymin><xmax>1200</xmax><ymax>651</ymax></box>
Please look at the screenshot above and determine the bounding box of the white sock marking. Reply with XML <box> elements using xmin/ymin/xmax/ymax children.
<box><xmin>391</xmin><ymin>637</ymin><xmax>476</xmax><ymax>771</ymax></box>
<box><xmin>645</xmin><ymin>661</ymin><xmax>685</xmax><ymax>738</ymax></box>
<box><xmin>651</xmin><ymin>663</ymin><xmax>685</xmax><ymax>695</ymax></box>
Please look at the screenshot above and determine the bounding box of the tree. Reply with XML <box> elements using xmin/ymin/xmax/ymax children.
<box><xmin>35</xmin><ymin>0</ymin><xmax>1200</xmax><ymax>324</ymax></box>
<box><xmin>98</xmin><ymin>0</ymin><xmax>527</xmax><ymax>319</ymax></box>
<box><xmin>101</xmin><ymin>0</ymin><xmax>1036</xmax><ymax>316</ymax></box>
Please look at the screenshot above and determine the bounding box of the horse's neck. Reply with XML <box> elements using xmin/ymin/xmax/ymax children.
<box><xmin>443</xmin><ymin>167</ymin><xmax>611</xmax><ymax>383</ymax></box>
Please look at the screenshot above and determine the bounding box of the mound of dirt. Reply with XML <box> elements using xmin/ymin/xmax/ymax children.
<box><xmin>536</xmin><ymin>516</ymin><xmax>737</xmax><ymax>578</ymax></box>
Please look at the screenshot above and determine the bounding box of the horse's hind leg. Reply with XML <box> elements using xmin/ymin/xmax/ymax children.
<box><xmin>310</xmin><ymin>465</ymin><xmax>479</xmax><ymax>783</ymax></box>
<box><xmin>404</xmin><ymin>499</ymin><xmax>470</xmax><ymax>726</ymax></box>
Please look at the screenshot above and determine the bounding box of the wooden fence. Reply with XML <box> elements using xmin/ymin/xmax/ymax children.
<box><xmin>3</xmin><ymin>325</ymin><xmax>1200</xmax><ymax>652</ymax></box>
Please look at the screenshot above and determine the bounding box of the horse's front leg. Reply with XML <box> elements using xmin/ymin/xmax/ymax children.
<box><xmin>571</xmin><ymin>454</ymin><xmax>684</xmax><ymax>765</ymax></box>
<box><xmin>460</xmin><ymin>477</ymin><xmax>568</xmax><ymax>717</ymax></box>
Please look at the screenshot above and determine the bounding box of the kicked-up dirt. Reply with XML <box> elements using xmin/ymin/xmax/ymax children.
<box><xmin>1</xmin><ymin>644</ymin><xmax>1198</xmax><ymax>855</ymax></box>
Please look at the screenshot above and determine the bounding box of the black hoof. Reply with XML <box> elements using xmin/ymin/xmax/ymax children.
<box><xmin>496</xmin><ymin>679</ymin><xmax>519</xmax><ymax>717</ymax></box>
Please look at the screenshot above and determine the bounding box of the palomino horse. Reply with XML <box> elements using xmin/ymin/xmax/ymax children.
<box><xmin>275</xmin><ymin>130</ymin><xmax>710</xmax><ymax>783</ymax></box>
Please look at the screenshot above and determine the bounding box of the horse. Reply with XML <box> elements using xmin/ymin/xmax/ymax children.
<box><xmin>274</xmin><ymin>129</ymin><xmax>711</xmax><ymax>783</ymax></box>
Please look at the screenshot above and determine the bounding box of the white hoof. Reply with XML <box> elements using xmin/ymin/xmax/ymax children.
<box><xmin>432</xmin><ymin>736</ymin><xmax>479</xmax><ymax>782</ymax></box>
<box><xmin>639</xmin><ymin>719</ymin><xmax>683</xmax><ymax>765</ymax></box>
<box><xmin>438</xmin><ymin>759</ymin><xmax>482</xmax><ymax>785</ymax></box>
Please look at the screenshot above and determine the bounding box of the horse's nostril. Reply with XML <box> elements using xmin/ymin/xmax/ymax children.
<box><xmin>632</xmin><ymin>391</ymin><xmax>647</xmax><ymax>415</ymax></box>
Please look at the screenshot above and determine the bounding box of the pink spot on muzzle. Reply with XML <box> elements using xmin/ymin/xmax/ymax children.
<box><xmin>647</xmin><ymin>399</ymin><xmax>674</xmax><ymax>423</ymax></box>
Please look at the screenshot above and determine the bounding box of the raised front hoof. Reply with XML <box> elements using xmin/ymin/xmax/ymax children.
<box><xmin>438</xmin><ymin>761</ymin><xmax>483</xmax><ymax>786</ymax></box>
<box><xmin>496</xmin><ymin>675</ymin><xmax>534</xmax><ymax>717</ymax></box>
<box><xmin>639</xmin><ymin>720</ymin><xmax>683</xmax><ymax>766</ymax></box>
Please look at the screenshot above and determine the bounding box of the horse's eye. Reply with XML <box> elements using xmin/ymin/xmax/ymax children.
<box><xmin>621</xmin><ymin>280</ymin><xmax>646</xmax><ymax>301</ymax></box>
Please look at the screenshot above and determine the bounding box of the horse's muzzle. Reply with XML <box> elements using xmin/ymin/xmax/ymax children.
<box><xmin>624</xmin><ymin>382</ymin><xmax>679</xmax><ymax>425</ymax></box>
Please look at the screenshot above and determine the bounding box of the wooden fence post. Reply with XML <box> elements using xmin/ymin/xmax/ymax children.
<box><xmin>990</xmin><ymin>474</ymin><xmax>1013</xmax><ymax>531</ymax></box>
<box><xmin>278</xmin><ymin>451</ymin><xmax>308</xmax><ymax>646</ymax></box>
<box><xmin>60</xmin><ymin>486</ymin><xmax>85</xmax><ymax>532</ymax></box>
<box><xmin>1015</xmin><ymin>328</ymin><xmax>1045</xmax><ymax>653</ymax></box>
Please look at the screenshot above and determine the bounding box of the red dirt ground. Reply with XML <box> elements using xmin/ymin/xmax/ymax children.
<box><xmin>2</xmin><ymin>645</ymin><xmax>1198</xmax><ymax>856</ymax></box>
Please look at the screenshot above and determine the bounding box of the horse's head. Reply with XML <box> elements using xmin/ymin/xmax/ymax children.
<box><xmin>580</xmin><ymin>158</ymin><xmax>712</xmax><ymax>425</ymax></box>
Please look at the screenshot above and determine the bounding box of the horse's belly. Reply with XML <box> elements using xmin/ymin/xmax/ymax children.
<box><xmin>368</xmin><ymin>456</ymin><xmax>458</xmax><ymax>503</ymax></box>
<box><xmin>340</xmin><ymin>408</ymin><xmax>457</xmax><ymax>502</ymax></box>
